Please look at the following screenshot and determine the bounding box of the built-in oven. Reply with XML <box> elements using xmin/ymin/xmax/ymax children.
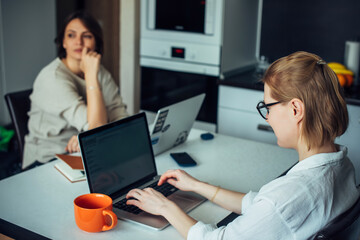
<box><xmin>140</xmin><ymin>67</ymin><xmax>218</xmax><ymax>124</ymax></box>
<box><xmin>140</xmin><ymin>0</ymin><xmax>261</xmax><ymax>127</ymax></box>
<box><xmin>146</xmin><ymin>0</ymin><xmax>216</xmax><ymax>35</ymax></box>
<box><xmin>155</xmin><ymin>0</ymin><xmax>206</xmax><ymax>33</ymax></box>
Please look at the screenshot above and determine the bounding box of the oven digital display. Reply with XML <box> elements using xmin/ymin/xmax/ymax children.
<box><xmin>171</xmin><ymin>47</ymin><xmax>185</xmax><ymax>59</ymax></box>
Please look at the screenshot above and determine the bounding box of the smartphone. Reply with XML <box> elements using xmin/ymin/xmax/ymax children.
<box><xmin>170</xmin><ymin>152</ymin><xmax>197</xmax><ymax>167</ymax></box>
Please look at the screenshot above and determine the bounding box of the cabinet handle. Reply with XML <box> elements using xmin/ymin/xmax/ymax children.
<box><xmin>257</xmin><ymin>124</ymin><xmax>274</xmax><ymax>133</ymax></box>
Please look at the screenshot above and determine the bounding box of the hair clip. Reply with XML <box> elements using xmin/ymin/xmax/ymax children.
<box><xmin>317</xmin><ymin>59</ymin><xmax>326</xmax><ymax>65</ymax></box>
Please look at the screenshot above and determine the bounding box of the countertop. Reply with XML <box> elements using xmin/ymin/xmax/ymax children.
<box><xmin>218</xmin><ymin>69</ymin><xmax>360</xmax><ymax>106</ymax></box>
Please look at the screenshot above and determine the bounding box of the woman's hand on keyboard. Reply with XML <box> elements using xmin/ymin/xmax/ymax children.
<box><xmin>126</xmin><ymin>188</ymin><xmax>174</xmax><ymax>216</ymax></box>
<box><xmin>158</xmin><ymin>169</ymin><xmax>200</xmax><ymax>192</ymax></box>
<box><xmin>126</xmin><ymin>187</ymin><xmax>197</xmax><ymax>238</ymax></box>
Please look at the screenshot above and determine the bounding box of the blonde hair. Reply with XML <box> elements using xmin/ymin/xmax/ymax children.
<box><xmin>262</xmin><ymin>51</ymin><xmax>348</xmax><ymax>149</ymax></box>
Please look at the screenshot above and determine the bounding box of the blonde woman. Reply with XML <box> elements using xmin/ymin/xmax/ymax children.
<box><xmin>126</xmin><ymin>51</ymin><xmax>359</xmax><ymax>239</ymax></box>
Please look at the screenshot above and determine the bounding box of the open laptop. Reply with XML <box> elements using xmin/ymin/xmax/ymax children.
<box><xmin>78</xmin><ymin>112</ymin><xmax>206</xmax><ymax>230</ymax></box>
<box><xmin>150</xmin><ymin>93</ymin><xmax>205</xmax><ymax>156</ymax></box>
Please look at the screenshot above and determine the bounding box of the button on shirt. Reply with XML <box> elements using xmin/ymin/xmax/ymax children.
<box><xmin>188</xmin><ymin>145</ymin><xmax>359</xmax><ymax>240</ymax></box>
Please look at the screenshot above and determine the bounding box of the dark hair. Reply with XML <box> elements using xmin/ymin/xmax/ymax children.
<box><xmin>55</xmin><ymin>11</ymin><xmax>104</xmax><ymax>58</ymax></box>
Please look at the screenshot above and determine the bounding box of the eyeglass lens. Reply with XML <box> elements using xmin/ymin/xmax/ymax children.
<box><xmin>260</xmin><ymin>107</ymin><xmax>268</xmax><ymax>119</ymax></box>
<box><xmin>257</xmin><ymin>101</ymin><xmax>269</xmax><ymax>120</ymax></box>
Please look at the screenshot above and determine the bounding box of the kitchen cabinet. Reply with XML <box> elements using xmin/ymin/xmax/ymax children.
<box><xmin>336</xmin><ymin>104</ymin><xmax>360</xmax><ymax>184</ymax></box>
<box><xmin>218</xmin><ymin>84</ymin><xmax>360</xmax><ymax>184</ymax></box>
<box><xmin>218</xmin><ymin>85</ymin><xmax>277</xmax><ymax>145</ymax></box>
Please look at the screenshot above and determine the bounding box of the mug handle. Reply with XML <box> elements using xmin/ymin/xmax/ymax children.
<box><xmin>102</xmin><ymin>210</ymin><xmax>118</xmax><ymax>231</ymax></box>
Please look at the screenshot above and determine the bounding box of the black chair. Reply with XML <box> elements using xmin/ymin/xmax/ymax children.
<box><xmin>314</xmin><ymin>196</ymin><xmax>360</xmax><ymax>240</ymax></box>
<box><xmin>4</xmin><ymin>89</ymin><xmax>32</xmax><ymax>170</ymax></box>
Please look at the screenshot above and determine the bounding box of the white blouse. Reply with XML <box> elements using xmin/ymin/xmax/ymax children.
<box><xmin>188</xmin><ymin>145</ymin><xmax>359</xmax><ymax>240</ymax></box>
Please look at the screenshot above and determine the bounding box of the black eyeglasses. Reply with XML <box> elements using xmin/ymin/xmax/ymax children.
<box><xmin>256</xmin><ymin>101</ymin><xmax>282</xmax><ymax>120</ymax></box>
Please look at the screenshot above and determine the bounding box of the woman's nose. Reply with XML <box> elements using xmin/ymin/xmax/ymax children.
<box><xmin>75</xmin><ymin>36</ymin><xmax>83</xmax><ymax>45</ymax></box>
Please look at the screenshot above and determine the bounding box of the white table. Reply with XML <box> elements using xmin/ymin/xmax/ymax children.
<box><xmin>0</xmin><ymin>129</ymin><xmax>298</xmax><ymax>240</ymax></box>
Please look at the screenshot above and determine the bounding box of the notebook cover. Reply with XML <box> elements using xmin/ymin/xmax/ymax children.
<box><xmin>55</xmin><ymin>154</ymin><xmax>84</xmax><ymax>170</ymax></box>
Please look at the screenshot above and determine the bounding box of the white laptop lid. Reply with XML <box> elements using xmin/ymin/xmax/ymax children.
<box><xmin>150</xmin><ymin>93</ymin><xmax>205</xmax><ymax>155</ymax></box>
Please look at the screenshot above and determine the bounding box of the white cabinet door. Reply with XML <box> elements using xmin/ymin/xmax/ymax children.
<box><xmin>336</xmin><ymin>104</ymin><xmax>360</xmax><ymax>184</ymax></box>
<box><xmin>218</xmin><ymin>85</ymin><xmax>277</xmax><ymax>144</ymax></box>
<box><xmin>218</xmin><ymin>107</ymin><xmax>278</xmax><ymax>145</ymax></box>
<box><xmin>218</xmin><ymin>85</ymin><xmax>263</xmax><ymax>113</ymax></box>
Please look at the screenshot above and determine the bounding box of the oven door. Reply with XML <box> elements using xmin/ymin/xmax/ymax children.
<box><xmin>141</xmin><ymin>67</ymin><xmax>218</xmax><ymax>124</ymax></box>
<box><xmin>155</xmin><ymin>0</ymin><xmax>206</xmax><ymax>33</ymax></box>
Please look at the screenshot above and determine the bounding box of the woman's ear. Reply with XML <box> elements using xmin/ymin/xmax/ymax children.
<box><xmin>290</xmin><ymin>98</ymin><xmax>304</xmax><ymax>123</ymax></box>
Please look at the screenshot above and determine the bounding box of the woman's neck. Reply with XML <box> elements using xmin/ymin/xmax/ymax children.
<box><xmin>297</xmin><ymin>141</ymin><xmax>337</xmax><ymax>161</ymax></box>
<box><xmin>62</xmin><ymin>57</ymin><xmax>83</xmax><ymax>78</ymax></box>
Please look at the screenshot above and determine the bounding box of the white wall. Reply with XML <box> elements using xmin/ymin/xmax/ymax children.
<box><xmin>0</xmin><ymin>0</ymin><xmax>56</xmax><ymax>125</ymax></box>
<box><xmin>119</xmin><ymin>0</ymin><xmax>140</xmax><ymax>115</ymax></box>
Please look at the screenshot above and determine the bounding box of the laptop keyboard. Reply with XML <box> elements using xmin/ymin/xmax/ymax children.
<box><xmin>113</xmin><ymin>182</ymin><xmax>179</xmax><ymax>215</ymax></box>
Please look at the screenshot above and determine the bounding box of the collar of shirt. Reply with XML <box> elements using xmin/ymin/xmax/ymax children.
<box><xmin>287</xmin><ymin>145</ymin><xmax>347</xmax><ymax>174</ymax></box>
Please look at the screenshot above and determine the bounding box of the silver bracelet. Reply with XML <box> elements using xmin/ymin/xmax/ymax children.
<box><xmin>87</xmin><ymin>86</ymin><xmax>99</xmax><ymax>90</ymax></box>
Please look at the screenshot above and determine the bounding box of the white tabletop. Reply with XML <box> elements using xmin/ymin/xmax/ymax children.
<box><xmin>0</xmin><ymin>129</ymin><xmax>298</xmax><ymax>240</ymax></box>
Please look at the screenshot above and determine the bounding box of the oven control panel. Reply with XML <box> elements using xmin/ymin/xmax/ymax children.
<box><xmin>140</xmin><ymin>38</ymin><xmax>221</xmax><ymax>66</ymax></box>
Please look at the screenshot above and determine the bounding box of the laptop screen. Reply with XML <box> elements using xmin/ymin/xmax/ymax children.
<box><xmin>79</xmin><ymin>113</ymin><xmax>157</xmax><ymax>197</ymax></box>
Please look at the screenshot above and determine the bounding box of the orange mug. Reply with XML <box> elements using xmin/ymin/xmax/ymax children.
<box><xmin>74</xmin><ymin>193</ymin><xmax>118</xmax><ymax>232</ymax></box>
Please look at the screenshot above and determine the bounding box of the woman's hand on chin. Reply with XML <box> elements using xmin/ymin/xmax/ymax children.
<box><xmin>80</xmin><ymin>47</ymin><xmax>101</xmax><ymax>79</ymax></box>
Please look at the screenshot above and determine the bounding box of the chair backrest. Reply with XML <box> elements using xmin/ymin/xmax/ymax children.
<box><xmin>314</xmin><ymin>196</ymin><xmax>360</xmax><ymax>240</ymax></box>
<box><xmin>4</xmin><ymin>89</ymin><xmax>32</xmax><ymax>167</ymax></box>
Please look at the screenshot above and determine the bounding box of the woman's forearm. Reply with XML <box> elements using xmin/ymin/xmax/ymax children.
<box><xmin>162</xmin><ymin>201</ymin><xmax>198</xmax><ymax>239</ymax></box>
<box><xmin>159</xmin><ymin>169</ymin><xmax>245</xmax><ymax>214</ymax></box>
<box><xmin>85</xmin><ymin>75</ymin><xmax>107</xmax><ymax>129</ymax></box>
<box><xmin>193</xmin><ymin>181</ymin><xmax>245</xmax><ymax>214</ymax></box>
